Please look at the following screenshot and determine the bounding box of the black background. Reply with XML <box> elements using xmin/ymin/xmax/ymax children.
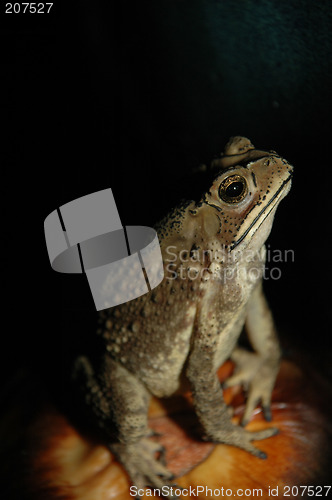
<box><xmin>2</xmin><ymin>1</ymin><xmax>332</xmax><ymax>389</ymax></box>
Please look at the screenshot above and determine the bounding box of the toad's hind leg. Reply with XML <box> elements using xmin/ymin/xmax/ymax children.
<box><xmin>73</xmin><ymin>356</ymin><xmax>176</xmax><ymax>497</ymax></box>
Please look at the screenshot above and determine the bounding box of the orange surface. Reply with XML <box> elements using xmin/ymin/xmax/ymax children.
<box><xmin>1</xmin><ymin>360</ymin><xmax>331</xmax><ymax>499</ymax></box>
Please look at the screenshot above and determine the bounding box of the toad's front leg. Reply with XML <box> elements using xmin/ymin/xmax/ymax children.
<box><xmin>186</xmin><ymin>325</ymin><xmax>278</xmax><ymax>458</ymax></box>
<box><xmin>225</xmin><ymin>283</ymin><xmax>281</xmax><ymax>426</ymax></box>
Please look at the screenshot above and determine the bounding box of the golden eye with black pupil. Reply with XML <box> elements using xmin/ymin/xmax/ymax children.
<box><xmin>218</xmin><ymin>175</ymin><xmax>248</xmax><ymax>204</ymax></box>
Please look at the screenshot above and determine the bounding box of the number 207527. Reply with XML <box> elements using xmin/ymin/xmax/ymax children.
<box><xmin>5</xmin><ymin>3</ymin><xmax>53</xmax><ymax>14</ymax></box>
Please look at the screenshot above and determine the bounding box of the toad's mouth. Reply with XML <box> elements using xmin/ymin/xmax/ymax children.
<box><xmin>230</xmin><ymin>174</ymin><xmax>293</xmax><ymax>250</ymax></box>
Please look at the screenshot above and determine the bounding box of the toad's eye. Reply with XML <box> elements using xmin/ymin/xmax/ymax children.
<box><xmin>218</xmin><ymin>175</ymin><xmax>248</xmax><ymax>204</ymax></box>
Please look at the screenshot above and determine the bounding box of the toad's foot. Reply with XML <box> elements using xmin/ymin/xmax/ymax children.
<box><xmin>225</xmin><ymin>348</ymin><xmax>280</xmax><ymax>426</ymax></box>
<box><xmin>110</xmin><ymin>438</ymin><xmax>178</xmax><ymax>499</ymax></box>
<box><xmin>208</xmin><ymin>422</ymin><xmax>278</xmax><ymax>459</ymax></box>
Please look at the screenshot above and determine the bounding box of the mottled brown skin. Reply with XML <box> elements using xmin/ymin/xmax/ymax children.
<box><xmin>73</xmin><ymin>137</ymin><xmax>293</xmax><ymax>496</ymax></box>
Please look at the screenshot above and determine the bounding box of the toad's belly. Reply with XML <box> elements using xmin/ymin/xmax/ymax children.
<box><xmin>139</xmin><ymin>305</ymin><xmax>197</xmax><ymax>398</ymax></box>
<box><xmin>214</xmin><ymin>306</ymin><xmax>247</xmax><ymax>370</ymax></box>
